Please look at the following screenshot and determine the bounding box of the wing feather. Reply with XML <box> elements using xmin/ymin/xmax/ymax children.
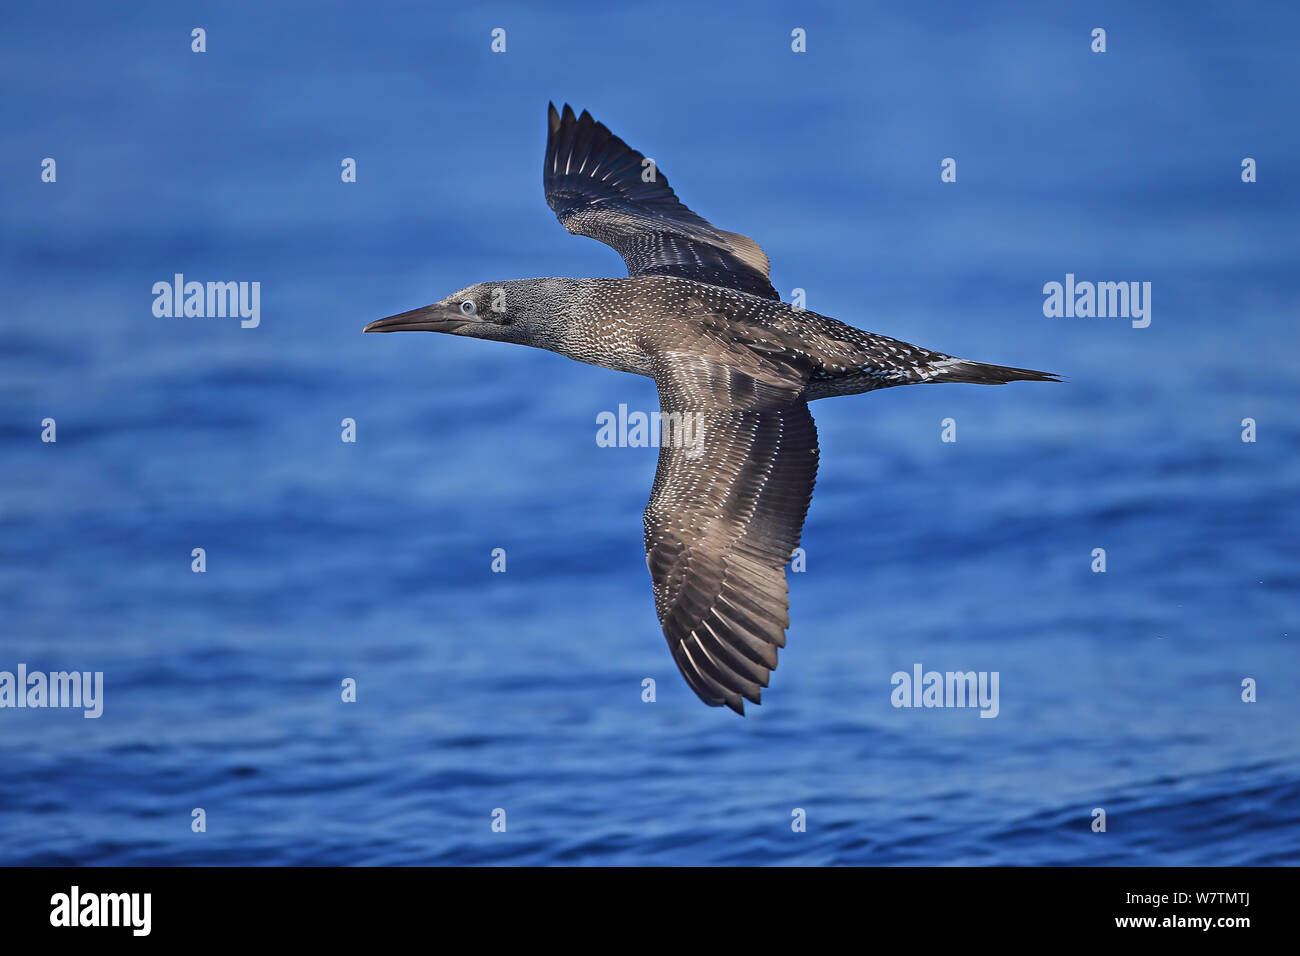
<box><xmin>642</xmin><ymin>349</ymin><xmax>818</xmax><ymax>713</ymax></box>
<box><xmin>545</xmin><ymin>103</ymin><xmax>779</xmax><ymax>300</ymax></box>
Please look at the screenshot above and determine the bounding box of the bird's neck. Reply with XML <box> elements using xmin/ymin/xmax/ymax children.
<box><xmin>527</xmin><ymin>278</ymin><xmax>655</xmax><ymax>377</ymax></box>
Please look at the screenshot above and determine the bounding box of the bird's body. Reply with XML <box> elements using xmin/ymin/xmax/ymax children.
<box><xmin>454</xmin><ymin>274</ymin><xmax>1052</xmax><ymax>397</ymax></box>
<box><xmin>366</xmin><ymin>104</ymin><xmax>1057</xmax><ymax>714</ymax></box>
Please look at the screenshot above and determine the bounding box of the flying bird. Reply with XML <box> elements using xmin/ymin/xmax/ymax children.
<box><xmin>365</xmin><ymin>104</ymin><xmax>1057</xmax><ymax>714</ymax></box>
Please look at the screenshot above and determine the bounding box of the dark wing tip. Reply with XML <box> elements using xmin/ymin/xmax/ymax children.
<box><xmin>550</xmin><ymin>103</ymin><xmax>597</xmax><ymax>137</ymax></box>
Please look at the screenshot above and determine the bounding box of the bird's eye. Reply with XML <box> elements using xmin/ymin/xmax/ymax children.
<box><xmin>459</xmin><ymin>300</ymin><xmax>477</xmax><ymax>316</ymax></box>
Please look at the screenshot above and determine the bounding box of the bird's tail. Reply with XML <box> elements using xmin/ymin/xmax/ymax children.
<box><xmin>923</xmin><ymin>357</ymin><xmax>1060</xmax><ymax>385</ymax></box>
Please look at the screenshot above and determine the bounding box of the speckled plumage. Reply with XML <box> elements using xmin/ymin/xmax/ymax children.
<box><xmin>365</xmin><ymin>104</ymin><xmax>1057</xmax><ymax>714</ymax></box>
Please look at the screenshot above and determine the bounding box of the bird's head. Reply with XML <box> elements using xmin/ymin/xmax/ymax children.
<box><xmin>363</xmin><ymin>281</ymin><xmax>534</xmax><ymax>342</ymax></box>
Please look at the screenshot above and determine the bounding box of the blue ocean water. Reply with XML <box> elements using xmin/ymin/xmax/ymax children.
<box><xmin>1</xmin><ymin>1</ymin><xmax>1298</xmax><ymax>865</ymax></box>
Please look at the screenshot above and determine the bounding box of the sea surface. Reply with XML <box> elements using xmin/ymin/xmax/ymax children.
<box><xmin>1</xmin><ymin>1</ymin><xmax>1297</xmax><ymax>865</ymax></box>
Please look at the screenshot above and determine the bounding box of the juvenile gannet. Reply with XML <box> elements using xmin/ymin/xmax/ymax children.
<box><xmin>365</xmin><ymin>104</ymin><xmax>1057</xmax><ymax>713</ymax></box>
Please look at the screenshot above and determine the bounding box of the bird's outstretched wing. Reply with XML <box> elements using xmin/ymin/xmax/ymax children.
<box><xmin>544</xmin><ymin>103</ymin><xmax>779</xmax><ymax>301</ymax></box>
<box><xmin>642</xmin><ymin>347</ymin><xmax>819</xmax><ymax>714</ymax></box>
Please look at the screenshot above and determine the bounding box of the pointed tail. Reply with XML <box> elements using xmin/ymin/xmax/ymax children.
<box><xmin>925</xmin><ymin>357</ymin><xmax>1060</xmax><ymax>385</ymax></box>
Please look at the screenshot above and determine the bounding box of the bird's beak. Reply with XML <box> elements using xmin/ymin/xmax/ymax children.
<box><xmin>364</xmin><ymin>303</ymin><xmax>474</xmax><ymax>334</ymax></box>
